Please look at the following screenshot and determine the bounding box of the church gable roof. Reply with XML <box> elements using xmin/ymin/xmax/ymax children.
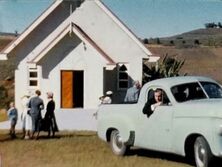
<box><xmin>0</xmin><ymin>0</ymin><xmax>158</xmax><ymax>63</ymax></box>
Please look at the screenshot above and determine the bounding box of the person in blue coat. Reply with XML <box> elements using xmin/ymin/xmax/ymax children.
<box><xmin>28</xmin><ymin>90</ymin><xmax>44</xmax><ymax>139</ymax></box>
<box><xmin>7</xmin><ymin>102</ymin><xmax>18</xmax><ymax>138</ymax></box>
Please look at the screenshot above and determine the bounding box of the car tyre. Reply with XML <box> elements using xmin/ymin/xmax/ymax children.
<box><xmin>194</xmin><ymin>136</ymin><xmax>213</xmax><ymax>167</ymax></box>
<box><xmin>110</xmin><ymin>130</ymin><xmax>127</xmax><ymax>156</ymax></box>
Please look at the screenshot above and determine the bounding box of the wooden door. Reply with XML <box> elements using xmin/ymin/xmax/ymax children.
<box><xmin>61</xmin><ymin>71</ymin><xmax>73</xmax><ymax>108</ymax></box>
<box><xmin>73</xmin><ymin>71</ymin><xmax>84</xmax><ymax>108</ymax></box>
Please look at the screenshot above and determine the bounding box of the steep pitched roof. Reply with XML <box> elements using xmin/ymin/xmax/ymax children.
<box><xmin>0</xmin><ymin>0</ymin><xmax>159</xmax><ymax>62</ymax></box>
<box><xmin>95</xmin><ymin>0</ymin><xmax>152</xmax><ymax>56</ymax></box>
<box><xmin>0</xmin><ymin>0</ymin><xmax>63</xmax><ymax>59</ymax></box>
<box><xmin>28</xmin><ymin>22</ymin><xmax>115</xmax><ymax>65</ymax></box>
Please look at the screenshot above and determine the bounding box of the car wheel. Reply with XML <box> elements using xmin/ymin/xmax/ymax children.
<box><xmin>194</xmin><ymin>136</ymin><xmax>213</xmax><ymax>167</ymax></box>
<box><xmin>110</xmin><ymin>130</ymin><xmax>127</xmax><ymax>156</ymax></box>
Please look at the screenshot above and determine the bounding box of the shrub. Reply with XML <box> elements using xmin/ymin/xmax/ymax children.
<box><xmin>143</xmin><ymin>38</ymin><xmax>149</xmax><ymax>44</ymax></box>
<box><xmin>143</xmin><ymin>54</ymin><xmax>186</xmax><ymax>84</ymax></box>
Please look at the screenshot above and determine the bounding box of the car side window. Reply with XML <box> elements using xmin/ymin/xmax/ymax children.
<box><xmin>171</xmin><ymin>82</ymin><xmax>207</xmax><ymax>102</ymax></box>
<box><xmin>147</xmin><ymin>89</ymin><xmax>154</xmax><ymax>102</ymax></box>
<box><xmin>143</xmin><ymin>88</ymin><xmax>171</xmax><ymax>117</ymax></box>
<box><xmin>147</xmin><ymin>88</ymin><xmax>170</xmax><ymax>104</ymax></box>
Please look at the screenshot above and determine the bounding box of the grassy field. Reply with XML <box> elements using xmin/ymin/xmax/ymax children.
<box><xmin>0</xmin><ymin>130</ymin><xmax>193</xmax><ymax>167</ymax></box>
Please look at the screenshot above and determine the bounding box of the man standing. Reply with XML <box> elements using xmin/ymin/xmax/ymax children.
<box><xmin>28</xmin><ymin>90</ymin><xmax>44</xmax><ymax>139</ymax></box>
<box><xmin>124</xmin><ymin>80</ymin><xmax>141</xmax><ymax>102</ymax></box>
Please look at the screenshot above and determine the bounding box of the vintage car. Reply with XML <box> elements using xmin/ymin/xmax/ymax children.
<box><xmin>97</xmin><ymin>76</ymin><xmax>222</xmax><ymax>167</ymax></box>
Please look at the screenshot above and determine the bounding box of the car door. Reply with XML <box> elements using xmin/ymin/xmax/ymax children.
<box><xmin>137</xmin><ymin>88</ymin><xmax>174</xmax><ymax>152</ymax></box>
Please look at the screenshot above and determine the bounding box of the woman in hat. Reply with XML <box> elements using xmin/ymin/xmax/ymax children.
<box><xmin>21</xmin><ymin>93</ymin><xmax>32</xmax><ymax>139</ymax></box>
<box><xmin>44</xmin><ymin>92</ymin><xmax>58</xmax><ymax>137</ymax></box>
<box><xmin>101</xmin><ymin>91</ymin><xmax>113</xmax><ymax>104</ymax></box>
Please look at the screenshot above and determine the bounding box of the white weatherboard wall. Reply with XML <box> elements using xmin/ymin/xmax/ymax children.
<box><xmin>11</xmin><ymin>0</ymin><xmax>154</xmax><ymax>119</ymax></box>
<box><xmin>16</xmin><ymin>34</ymin><xmax>106</xmax><ymax>114</ymax></box>
<box><xmin>71</xmin><ymin>1</ymin><xmax>148</xmax><ymax>81</ymax></box>
<box><xmin>40</xmin><ymin>40</ymin><xmax>107</xmax><ymax>109</ymax></box>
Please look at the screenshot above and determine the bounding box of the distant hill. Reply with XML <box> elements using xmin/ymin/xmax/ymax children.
<box><xmin>0</xmin><ymin>32</ymin><xmax>18</xmax><ymax>36</ymax></box>
<box><xmin>165</xmin><ymin>28</ymin><xmax>222</xmax><ymax>39</ymax></box>
<box><xmin>0</xmin><ymin>32</ymin><xmax>17</xmax><ymax>51</ymax></box>
<box><xmin>146</xmin><ymin>28</ymin><xmax>222</xmax><ymax>83</ymax></box>
<box><xmin>0</xmin><ymin>33</ymin><xmax>16</xmax><ymax>81</ymax></box>
<box><xmin>0</xmin><ymin>33</ymin><xmax>16</xmax><ymax>108</ymax></box>
<box><xmin>147</xmin><ymin>46</ymin><xmax>222</xmax><ymax>83</ymax></box>
<box><xmin>0</xmin><ymin>28</ymin><xmax>222</xmax><ymax>108</ymax></box>
<box><xmin>146</xmin><ymin>28</ymin><xmax>222</xmax><ymax>47</ymax></box>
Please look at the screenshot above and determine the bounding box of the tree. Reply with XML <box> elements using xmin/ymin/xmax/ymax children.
<box><xmin>14</xmin><ymin>30</ymin><xmax>18</xmax><ymax>37</ymax></box>
<box><xmin>205</xmin><ymin>22</ymin><xmax>217</xmax><ymax>28</ymax></box>
<box><xmin>170</xmin><ymin>40</ymin><xmax>174</xmax><ymax>45</ymax></box>
<box><xmin>160</xmin><ymin>54</ymin><xmax>185</xmax><ymax>77</ymax></box>
<box><xmin>143</xmin><ymin>38</ymin><xmax>149</xmax><ymax>44</ymax></box>
<box><xmin>143</xmin><ymin>54</ymin><xmax>186</xmax><ymax>84</ymax></box>
<box><xmin>156</xmin><ymin>38</ymin><xmax>161</xmax><ymax>44</ymax></box>
<box><xmin>194</xmin><ymin>39</ymin><xmax>200</xmax><ymax>45</ymax></box>
<box><xmin>218</xmin><ymin>22</ymin><xmax>222</xmax><ymax>28</ymax></box>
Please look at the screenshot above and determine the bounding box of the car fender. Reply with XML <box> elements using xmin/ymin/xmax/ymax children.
<box><xmin>99</xmin><ymin>116</ymin><xmax>135</xmax><ymax>144</ymax></box>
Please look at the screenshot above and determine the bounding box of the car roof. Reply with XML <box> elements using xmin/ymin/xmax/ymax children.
<box><xmin>143</xmin><ymin>76</ymin><xmax>216</xmax><ymax>89</ymax></box>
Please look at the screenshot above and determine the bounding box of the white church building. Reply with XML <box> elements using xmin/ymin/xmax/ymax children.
<box><xmin>0</xmin><ymin>0</ymin><xmax>159</xmax><ymax>129</ymax></box>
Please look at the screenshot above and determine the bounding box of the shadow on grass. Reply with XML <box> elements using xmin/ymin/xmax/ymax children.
<box><xmin>0</xmin><ymin>131</ymin><xmax>24</xmax><ymax>142</ymax></box>
<box><xmin>128</xmin><ymin>148</ymin><xmax>190</xmax><ymax>165</ymax></box>
<box><xmin>127</xmin><ymin>148</ymin><xmax>222</xmax><ymax>166</ymax></box>
<box><xmin>0</xmin><ymin>130</ymin><xmax>97</xmax><ymax>141</ymax></box>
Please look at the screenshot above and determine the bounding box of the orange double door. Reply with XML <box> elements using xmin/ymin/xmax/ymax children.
<box><xmin>61</xmin><ymin>70</ymin><xmax>84</xmax><ymax>108</ymax></box>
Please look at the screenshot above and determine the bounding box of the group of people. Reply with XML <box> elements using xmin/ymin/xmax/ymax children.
<box><xmin>99</xmin><ymin>80</ymin><xmax>141</xmax><ymax>104</ymax></box>
<box><xmin>7</xmin><ymin>90</ymin><xmax>58</xmax><ymax>139</ymax></box>
<box><xmin>99</xmin><ymin>80</ymin><xmax>164</xmax><ymax>117</ymax></box>
<box><xmin>7</xmin><ymin>80</ymin><xmax>164</xmax><ymax>140</ymax></box>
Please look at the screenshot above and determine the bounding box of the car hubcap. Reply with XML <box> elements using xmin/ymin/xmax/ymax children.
<box><xmin>115</xmin><ymin>133</ymin><xmax>123</xmax><ymax>148</ymax></box>
<box><xmin>195</xmin><ymin>143</ymin><xmax>206</xmax><ymax>167</ymax></box>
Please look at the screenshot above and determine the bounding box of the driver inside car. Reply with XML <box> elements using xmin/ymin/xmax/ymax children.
<box><xmin>142</xmin><ymin>88</ymin><xmax>163</xmax><ymax>117</ymax></box>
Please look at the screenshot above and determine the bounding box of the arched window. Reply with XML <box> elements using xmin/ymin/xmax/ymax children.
<box><xmin>117</xmin><ymin>63</ymin><xmax>129</xmax><ymax>90</ymax></box>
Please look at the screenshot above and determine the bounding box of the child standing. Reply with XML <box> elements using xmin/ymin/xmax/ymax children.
<box><xmin>7</xmin><ymin>102</ymin><xmax>18</xmax><ymax>138</ymax></box>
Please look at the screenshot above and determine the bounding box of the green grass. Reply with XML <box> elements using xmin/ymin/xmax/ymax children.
<box><xmin>0</xmin><ymin>130</ymin><xmax>192</xmax><ymax>167</ymax></box>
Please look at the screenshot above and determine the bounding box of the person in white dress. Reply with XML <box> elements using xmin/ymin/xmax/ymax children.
<box><xmin>21</xmin><ymin>94</ymin><xmax>32</xmax><ymax>139</ymax></box>
<box><xmin>100</xmin><ymin>91</ymin><xmax>113</xmax><ymax>104</ymax></box>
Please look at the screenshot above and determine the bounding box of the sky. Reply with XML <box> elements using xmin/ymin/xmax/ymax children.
<box><xmin>0</xmin><ymin>0</ymin><xmax>222</xmax><ymax>38</ymax></box>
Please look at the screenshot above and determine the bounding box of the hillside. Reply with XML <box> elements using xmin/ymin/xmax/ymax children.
<box><xmin>144</xmin><ymin>28</ymin><xmax>222</xmax><ymax>83</ymax></box>
<box><xmin>0</xmin><ymin>34</ymin><xmax>16</xmax><ymax>108</ymax></box>
<box><xmin>0</xmin><ymin>34</ymin><xmax>16</xmax><ymax>81</ymax></box>
<box><xmin>147</xmin><ymin>28</ymin><xmax>222</xmax><ymax>47</ymax></box>
<box><xmin>0</xmin><ymin>28</ymin><xmax>222</xmax><ymax>108</ymax></box>
<box><xmin>147</xmin><ymin>46</ymin><xmax>222</xmax><ymax>83</ymax></box>
<box><xmin>165</xmin><ymin>28</ymin><xmax>222</xmax><ymax>40</ymax></box>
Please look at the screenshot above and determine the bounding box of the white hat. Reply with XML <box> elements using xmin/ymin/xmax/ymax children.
<box><xmin>21</xmin><ymin>91</ymin><xmax>31</xmax><ymax>99</ymax></box>
<box><xmin>47</xmin><ymin>92</ymin><xmax>53</xmax><ymax>98</ymax></box>
<box><xmin>106</xmin><ymin>91</ymin><xmax>113</xmax><ymax>95</ymax></box>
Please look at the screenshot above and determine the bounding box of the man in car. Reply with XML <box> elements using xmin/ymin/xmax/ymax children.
<box><xmin>142</xmin><ymin>88</ymin><xmax>163</xmax><ymax>117</ymax></box>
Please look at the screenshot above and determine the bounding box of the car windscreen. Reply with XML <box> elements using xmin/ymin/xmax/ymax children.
<box><xmin>171</xmin><ymin>82</ymin><xmax>207</xmax><ymax>102</ymax></box>
<box><xmin>200</xmin><ymin>82</ymin><xmax>222</xmax><ymax>98</ymax></box>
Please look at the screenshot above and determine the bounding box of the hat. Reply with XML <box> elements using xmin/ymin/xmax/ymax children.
<box><xmin>47</xmin><ymin>92</ymin><xmax>53</xmax><ymax>98</ymax></box>
<box><xmin>106</xmin><ymin>91</ymin><xmax>113</xmax><ymax>95</ymax></box>
<box><xmin>21</xmin><ymin>91</ymin><xmax>31</xmax><ymax>99</ymax></box>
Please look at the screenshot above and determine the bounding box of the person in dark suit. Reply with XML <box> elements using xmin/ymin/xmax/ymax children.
<box><xmin>143</xmin><ymin>89</ymin><xmax>163</xmax><ymax>117</ymax></box>
<box><xmin>28</xmin><ymin>90</ymin><xmax>44</xmax><ymax>139</ymax></box>
<box><xmin>44</xmin><ymin>92</ymin><xmax>58</xmax><ymax>137</ymax></box>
